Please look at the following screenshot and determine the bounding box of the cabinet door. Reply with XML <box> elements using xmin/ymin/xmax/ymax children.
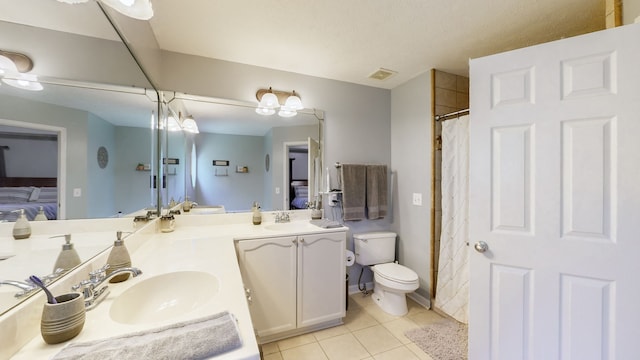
<box><xmin>236</xmin><ymin>236</ymin><xmax>298</xmax><ymax>337</ymax></box>
<box><xmin>297</xmin><ymin>232</ymin><xmax>346</xmax><ymax>328</ymax></box>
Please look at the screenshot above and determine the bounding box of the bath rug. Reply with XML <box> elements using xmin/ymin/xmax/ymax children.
<box><xmin>405</xmin><ymin>320</ymin><xmax>468</xmax><ymax>360</ymax></box>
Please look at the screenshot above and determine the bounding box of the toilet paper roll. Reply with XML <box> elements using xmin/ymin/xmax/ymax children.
<box><xmin>345</xmin><ymin>250</ymin><xmax>355</xmax><ymax>267</ymax></box>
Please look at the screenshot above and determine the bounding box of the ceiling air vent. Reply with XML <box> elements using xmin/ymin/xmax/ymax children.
<box><xmin>368</xmin><ymin>68</ymin><xmax>397</xmax><ymax>81</ymax></box>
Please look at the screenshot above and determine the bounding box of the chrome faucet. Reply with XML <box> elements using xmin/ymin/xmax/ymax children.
<box><xmin>72</xmin><ymin>264</ymin><xmax>142</xmax><ymax>310</ymax></box>
<box><xmin>1</xmin><ymin>268</ymin><xmax>65</xmax><ymax>298</ymax></box>
<box><xmin>275</xmin><ymin>211</ymin><xmax>291</xmax><ymax>223</ymax></box>
<box><xmin>1</xmin><ymin>280</ymin><xmax>35</xmax><ymax>292</ymax></box>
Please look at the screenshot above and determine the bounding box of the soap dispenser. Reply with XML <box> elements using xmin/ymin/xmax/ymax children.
<box><xmin>252</xmin><ymin>201</ymin><xmax>262</xmax><ymax>225</ymax></box>
<box><xmin>106</xmin><ymin>231</ymin><xmax>132</xmax><ymax>283</ymax></box>
<box><xmin>51</xmin><ymin>234</ymin><xmax>81</xmax><ymax>272</ymax></box>
<box><xmin>12</xmin><ymin>209</ymin><xmax>31</xmax><ymax>240</ymax></box>
<box><xmin>34</xmin><ymin>206</ymin><xmax>48</xmax><ymax>221</ymax></box>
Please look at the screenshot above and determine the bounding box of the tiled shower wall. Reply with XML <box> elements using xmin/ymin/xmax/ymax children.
<box><xmin>432</xmin><ymin>70</ymin><xmax>468</xmax><ymax>292</ymax></box>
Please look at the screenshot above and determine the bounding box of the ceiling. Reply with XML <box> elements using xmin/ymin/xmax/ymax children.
<box><xmin>4</xmin><ymin>0</ymin><xmax>605</xmax><ymax>89</ymax></box>
<box><xmin>147</xmin><ymin>0</ymin><xmax>605</xmax><ymax>89</ymax></box>
<box><xmin>1</xmin><ymin>0</ymin><xmax>606</xmax><ymax>133</ymax></box>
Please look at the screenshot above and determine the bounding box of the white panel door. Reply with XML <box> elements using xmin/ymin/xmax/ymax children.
<box><xmin>469</xmin><ymin>24</ymin><xmax>640</xmax><ymax>360</ymax></box>
<box><xmin>297</xmin><ymin>232</ymin><xmax>346</xmax><ymax>328</ymax></box>
<box><xmin>235</xmin><ymin>236</ymin><xmax>298</xmax><ymax>338</ymax></box>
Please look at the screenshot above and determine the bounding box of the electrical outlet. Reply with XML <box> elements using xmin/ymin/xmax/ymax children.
<box><xmin>412</xmin><ymin>192</ymin><xmax>422</xmax><ymax>206</ymax></box>
<box><xmin>275</xmin><ymin>187</ymin><xmax>280</xmax><ymax>194</ymax></box>
<box><xmin>73</xmin><ymin>188</ymin><xmax>82</xmax><ymax>197</ymax></box>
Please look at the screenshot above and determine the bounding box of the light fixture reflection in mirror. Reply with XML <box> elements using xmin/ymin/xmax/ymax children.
<box><xmin>0</xmin><ymin>50</ymin><xmax>42</xmax><ymax>91</ymax></box>
<box><xmin>55</xmin><ymin>0</ymin><xmax>154</xmax><ymax>20</ymax></box>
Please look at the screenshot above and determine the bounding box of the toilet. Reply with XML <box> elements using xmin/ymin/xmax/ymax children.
<box><xmin>353</xmin><ymin>231</ymin><xmax>419</xmax><ymax>316</ymax></box>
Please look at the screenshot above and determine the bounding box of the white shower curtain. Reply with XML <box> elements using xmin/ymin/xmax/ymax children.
<box><xmin>435</xmin><ymin>115</ymin><xmax>469</xmax><ymax>324</ymax></box>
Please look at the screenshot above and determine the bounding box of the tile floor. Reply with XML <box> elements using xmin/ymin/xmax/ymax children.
<box><xmin>260</xmin><ymin>293</ymin><xmax>446</xmax><ymax>360</ymax></box>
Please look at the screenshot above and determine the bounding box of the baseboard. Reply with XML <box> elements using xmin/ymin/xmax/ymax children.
<box><xmin>407</xmin><ymin>292</ymin><xmax>431</xmax><ymax>310</ymax></box>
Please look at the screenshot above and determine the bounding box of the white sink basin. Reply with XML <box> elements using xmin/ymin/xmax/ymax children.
<box><xmin>109</xmin><ymin>271</ymin><xmax>219</xmax><ymax>325</ymax></box>
<box><xmin>185</xmin><ymin>206</ymin><xmax>225</xmax><ymax>215</ymax></box>
<box><xmin>264</xmin><ymin>221</ymin><xmax>319</xmax><ymax>232</ymax></box>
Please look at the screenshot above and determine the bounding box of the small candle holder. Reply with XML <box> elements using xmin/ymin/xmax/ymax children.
<box><xmin>40</xmin><ymin>292</ymin><xmax>85</xmax><ymax>344</ymax></box>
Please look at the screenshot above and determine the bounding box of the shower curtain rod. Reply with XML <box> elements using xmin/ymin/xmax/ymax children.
<box><xmin>435</xmin><ymin>108</ymin><xmax>469</xmax><ymax>121</ymax></box>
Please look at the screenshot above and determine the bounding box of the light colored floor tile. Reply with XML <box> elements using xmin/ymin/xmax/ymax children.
<box><xmin>381</xmin><ymin>317</ymin><xmax>420</xmax><ymax>344</ymax></box>
<box><xmin>407</xmin><ymin>310</ymin><xmax>445</xmax><ymax>327</ymax></box>
<box><xmin>350</xmin><ymin>292</ymin><xmax>375</xmax><ymax>308</ymax></box>
<box><xmin>263</xmin><ymin>352</ymin><xmax>284</xmax><ymax>360</ymax></box>
<box><xmin>352</xmin><ymin>324</ymin><xmax>403</xmax><ymax>355</ymax></box>
<box><xmin>363</xmin><ymin>303</ymin><xmax>402</xmax><ymax>324</ymax></box>
<box><xmin>281</xmin><ymin>342</ymin><xmax>328</xmax><ymax>360</ymax></box>
<box><xmin>277</xmin><ymin>333</ymin><xmax>317</xmax><ymax>351</ymax></box>
<box><xmin>319</xmin><ymin>333</ymin><xmax>370</xmax><ymax>360</ymax></box>
<box><xmin>372</xmin><ymin>346</ymin><xmax>420</xmax><ymax>360</ymax></box>
<box><xmin>261</xmin><ymin>342</ymin><xmax>280</xmax><ymax>355</ymax></box>
<box><xmin>313</xmin><ymin>325</ymin><xmax>350</xmax><ymax>341</ymax></box>
<box><xmin>405</xmin><ymin>343</ymin><xmax>435</xmax><ymax>360</ymax></box>
<box><xmin>344</xmin><ymin>308</ymin><xmax>379</xmax><ymax>331</ymax></box>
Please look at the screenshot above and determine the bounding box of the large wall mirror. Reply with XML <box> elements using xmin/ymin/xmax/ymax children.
<box><xmin>0</xmin><ymin>0</ymin><xmax>325</xmax><ymax>316</ymax></box>
<box><xmin>161</xmin><ymin>92</ymin><xmax>323</xmax><ymax>212</ymax></box>
<box><xmin>0</xmin><ymin>0</ymin><xmax>159</xmax><ymax>315</ymax></box>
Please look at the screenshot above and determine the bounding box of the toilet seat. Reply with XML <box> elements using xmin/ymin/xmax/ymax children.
<box><xmin>372</xmin><ymin>263</ymin><xmax>418</xmax><ymax>285</ymax></box>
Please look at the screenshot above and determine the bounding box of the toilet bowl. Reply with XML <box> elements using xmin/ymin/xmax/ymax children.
<box><xmin>371</xmin><ymin>263</ymin><xmax>419</xmax><ymax>316</ymax></box>
<box><xmin>353</xmin><ymin>231</ymin><xmax>419</xmax><ymax>316</ymax></box>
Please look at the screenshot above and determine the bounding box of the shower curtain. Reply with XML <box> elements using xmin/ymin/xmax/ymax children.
<box><xmin>435</xmin><ymin>115</ymin><xmax>469</xmax><ymax>324</ymax></box>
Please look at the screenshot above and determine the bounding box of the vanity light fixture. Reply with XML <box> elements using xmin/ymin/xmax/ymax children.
<box><xmin>181</xmin><ymin>115</ymin><xmax>200</xmax><ymax>134</ymax></box>
<box><xmin>100</xmin><ymin>0</ymin><xmax>154</xmax><ymax>20</ymax></box>
<box><xmin>55</xmin><ymin>0</ymin><xmax>154</xmax><ymax>20</ymax></box>
<box><xmin>255</xmin><ymin>88</ymin><xmax>304</xmax><ymax>117</ymax></box>
<box><xmin>0</xmin><ymin>50</ymin><xmax>42</xmax><ymax>91</ymax></box>
<box><xmin>166</xmin><ymin>115</ymin><xmax>182</xmax><ymax>132</ymax></box>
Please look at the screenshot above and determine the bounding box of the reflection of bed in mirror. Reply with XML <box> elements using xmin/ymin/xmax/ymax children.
<box><xmin>0</xmin><ymin>177</ymin><xmax>57</xmax><ymax>221</ymax></box>
<box><xmin>290</xmin><ymin>180</ymin><xmax>308</xmax><ymax>209</ymax></box>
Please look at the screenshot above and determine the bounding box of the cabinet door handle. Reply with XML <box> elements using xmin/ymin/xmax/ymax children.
<box><xmin>292</xmin><ymin>239</ymin><xmax>297</xmax><ymax>244</ymax></box>
<box><xmin>299</xmin><ymin>237</ymin><xmax>305</xmax><ymax>243</ymax></box>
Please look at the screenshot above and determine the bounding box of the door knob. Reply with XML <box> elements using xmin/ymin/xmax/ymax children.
<box><xmin>474</xmin><ymin>241</ymin><xmax>488</xmax><ymax>253</ymax></box>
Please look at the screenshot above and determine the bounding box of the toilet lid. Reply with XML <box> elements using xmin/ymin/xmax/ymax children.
<box><xmin>373</xmin><ymin>263</ymin><xmax>418</xmax><ymax>284</ymax></box>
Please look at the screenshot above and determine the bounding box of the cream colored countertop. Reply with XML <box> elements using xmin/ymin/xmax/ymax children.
<box><xmin>9</xmin><ymin>211</ymin><xmax>347</xmax><ymax>360</ymax></box>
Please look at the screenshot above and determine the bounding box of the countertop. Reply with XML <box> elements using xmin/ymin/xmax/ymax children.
<box><xmin>9</xmin><ymin>212</ymin><xmax>348</xmax><ymax>360</ymax></box>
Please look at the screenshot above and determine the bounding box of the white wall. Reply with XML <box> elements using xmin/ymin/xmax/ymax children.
<box><xmin>0</xmin><ymin>127</ymin><xmax>57</xmax><ymax>177</ymax></box>
<box><xmin>624</xmin><ymin>0</ymin><xmax>640</xmax><ymax>24</ymax></box>
<box><xmin>195</xmin><ymin>132</ymin><xmax>265</xmax><ymax>211</ymax></box>
<box><xmin>390</xmin><ymin>72</ymin><xmax>433</xmax><ymax>300</ymax></box>
<box><xmin>157</xmin><ymin>51</ymin><xmax>392</xmax><ymax>287</ymax></box>
<box><xmin>87</xmin><ymin>113</ymin><xmax>116</xmax><ymax>218</ymax></box>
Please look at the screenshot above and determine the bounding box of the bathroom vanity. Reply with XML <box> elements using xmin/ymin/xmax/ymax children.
<box><xmin>236</xmin><ymin>230</ymin><xmax>346</xmax><ymax>343</ymax></box>
<box><xmin>2</xmin><ymin>210</ymin><xmax>347</xmax><ymax>359</ymax></box>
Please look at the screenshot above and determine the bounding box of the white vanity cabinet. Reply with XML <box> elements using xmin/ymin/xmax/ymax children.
<box><xmin>235</xmin><ymin>230</ymin><xmax>346</xmax><ymax>342</ymax></box>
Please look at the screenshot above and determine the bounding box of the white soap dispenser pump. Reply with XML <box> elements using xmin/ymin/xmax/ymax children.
<box><xmin>106</xmin><ymin>231</ymin><xmax>132</xmax><ymax>283</ymax></box>
<box><xmin>34</xmin><ymin>206</ymin><xmax>48</xmax><ymax>221</ymax></box>
<box><xmin>51</xmin><ymin>234</ymin><xmax>81</xmax><ymax>272</ymax></box>
<box><xmin>12</xmin><ymin>209</ymin><xmax>31</xmax><ymax>240</ymax></box>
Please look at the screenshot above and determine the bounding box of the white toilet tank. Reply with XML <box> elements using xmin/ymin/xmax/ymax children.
<box><xmin>353</xmin><ymin>231</ymin><xmax>397</xmax><ymax>266</ymax></box>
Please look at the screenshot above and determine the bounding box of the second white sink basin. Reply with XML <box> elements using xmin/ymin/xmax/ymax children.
<box><xmin>109</xmin><ymin>271</ymin><xmax>219</xmax><ymax>325</ymax></box>
<box><xmin>264</xmin><ymin>221</ymin><xmax>319</xmax><ymax>232</ymax></box>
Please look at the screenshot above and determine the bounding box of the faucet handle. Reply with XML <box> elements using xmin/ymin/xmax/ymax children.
<box><xmin>89</xmin><ymin>264</ymin><xmax>109</xmax><ymax>282</ymax></box>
